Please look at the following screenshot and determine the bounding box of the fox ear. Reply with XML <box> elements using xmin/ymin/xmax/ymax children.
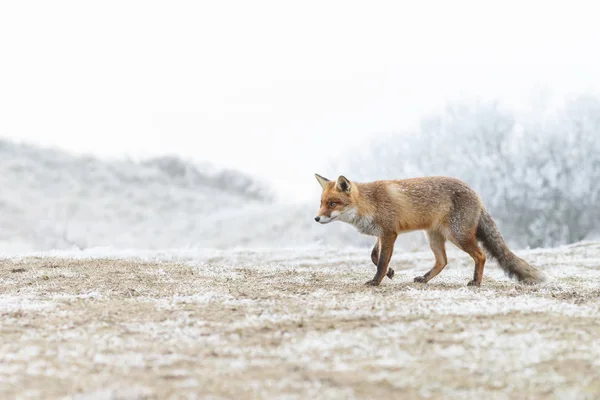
<box><xmin>336</xmin><ymin>175</ymin><xmax>351</xmax><ymax>193</ymax></box>
<box><xmin>315</xmin><ymin>173</ymin><xmax>331</xmax><ymax>189</ymax></box>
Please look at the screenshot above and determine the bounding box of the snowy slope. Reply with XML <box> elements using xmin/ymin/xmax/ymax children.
<box><xmin>0</xmin><ymin>140</ymin><xmax>271</xmax><ymax>251</ymax></box>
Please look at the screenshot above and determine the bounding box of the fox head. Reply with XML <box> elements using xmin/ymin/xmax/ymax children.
<box><xmin>314</xmin><ymin>173</ymin><xmax>354</xmax><ymax>224</ymax></box>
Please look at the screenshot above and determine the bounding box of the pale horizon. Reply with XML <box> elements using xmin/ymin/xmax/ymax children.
<box><xmin>1</xmin><ymin>1</ymin><xmax>599</xmax><ymax>201</ymax></box>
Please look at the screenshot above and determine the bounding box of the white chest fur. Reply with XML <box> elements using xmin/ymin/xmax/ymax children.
<box><xmin>339</xmin><ymin>208</ymin><xmax>382</xmax><ymax>237</ymax></box>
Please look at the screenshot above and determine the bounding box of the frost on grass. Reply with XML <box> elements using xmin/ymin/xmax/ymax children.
<box><xmin>1</xmin><ymin>242</ymin><xmax>600</xmax><ymax>399</ymax></box>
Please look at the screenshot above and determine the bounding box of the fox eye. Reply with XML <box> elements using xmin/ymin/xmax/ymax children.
<box><xmin>329</xmin><ymin>202</ymin><xmax>337</xmax><ymax>207</ymax></box>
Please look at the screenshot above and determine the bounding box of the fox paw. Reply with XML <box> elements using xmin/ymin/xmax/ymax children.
<box><xmin>387</xmin><ymin>268</ymin><xmax>395</xmax><ymax>279</ymax></box>
<box><xmin>467</xmin><ymin>280</ymin><xmax>481</xmax><ymax>287</ymax></box>
<box><xmin>365</xmin><ymin>279</ymin><xmax>380</xmax><ymax>286</ymax></box>
<box><xmin>413</xmin><ymin>276</ymin><xmax>427</xmax><ymax>283</ymax></box>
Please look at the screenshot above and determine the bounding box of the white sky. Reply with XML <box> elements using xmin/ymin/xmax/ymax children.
<box><xmin>1</xmin><ymin>1</ymin><xmax>599</xmax><ymax>201</ymax></box>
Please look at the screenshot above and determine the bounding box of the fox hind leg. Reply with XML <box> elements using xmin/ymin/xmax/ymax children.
<box><xmin>452</xmin><ymin>234</ymin><xmax>486</xmax><ymax>286</ymax></box>
<box><xmin>447</xmin><ymin>207</ymin><xmax>486</xmax><ymax>286</ymax></box>
<box><xmin>414</xmin><ymin>230</ymin><xmax>447</xmax><ymax>283</ymax></box>
<box><xmin>371</xmin><ymin>238</ymin><xmax>394</xmax><ymax>279</ymax></box>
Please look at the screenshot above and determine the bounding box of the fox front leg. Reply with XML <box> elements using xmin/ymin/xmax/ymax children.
<box><xmin>370</xmin><ymin>238</ymin><xmax>394</xmax><ymax>279</ymax></box>
<box><xmin>366</xmin><ymin>234</ymin><xmax>397</xmax><ymax>286</ymax></box>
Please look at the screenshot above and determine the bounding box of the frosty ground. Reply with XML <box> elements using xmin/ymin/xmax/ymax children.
<box><xmin>1</xmin><ymin>242</ymin><xmax>600</xmax><ymax>399</ymax></box>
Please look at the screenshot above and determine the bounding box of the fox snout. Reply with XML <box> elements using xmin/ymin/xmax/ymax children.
<box><xmin>314</xmin><ymin>211</ymin><xmax>339</xmax><ymax>224</ymax></box>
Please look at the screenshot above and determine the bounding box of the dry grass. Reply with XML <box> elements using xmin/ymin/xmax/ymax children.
<box><xmin>1</xmin><ymin>242</ymin><xmax>600</xmax><ymax>399</ymax></box>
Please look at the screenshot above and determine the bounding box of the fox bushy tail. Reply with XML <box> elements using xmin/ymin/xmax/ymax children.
<box><xmin>476</xmin><ymin>210</ymin><xmax>545</xmax><ymax>284</ymax></box>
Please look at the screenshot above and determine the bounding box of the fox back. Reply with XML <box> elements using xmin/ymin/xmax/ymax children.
<box><xmin>314</xmin><ymin>174</ymin><xmax>483</xmax><ymax>237</ymax></box>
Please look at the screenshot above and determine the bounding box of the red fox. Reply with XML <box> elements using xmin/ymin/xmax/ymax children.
<box><xmin>314</xmin><ymin>174</ymin><xmax>545</xmax><ymax>286</ymax></box>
